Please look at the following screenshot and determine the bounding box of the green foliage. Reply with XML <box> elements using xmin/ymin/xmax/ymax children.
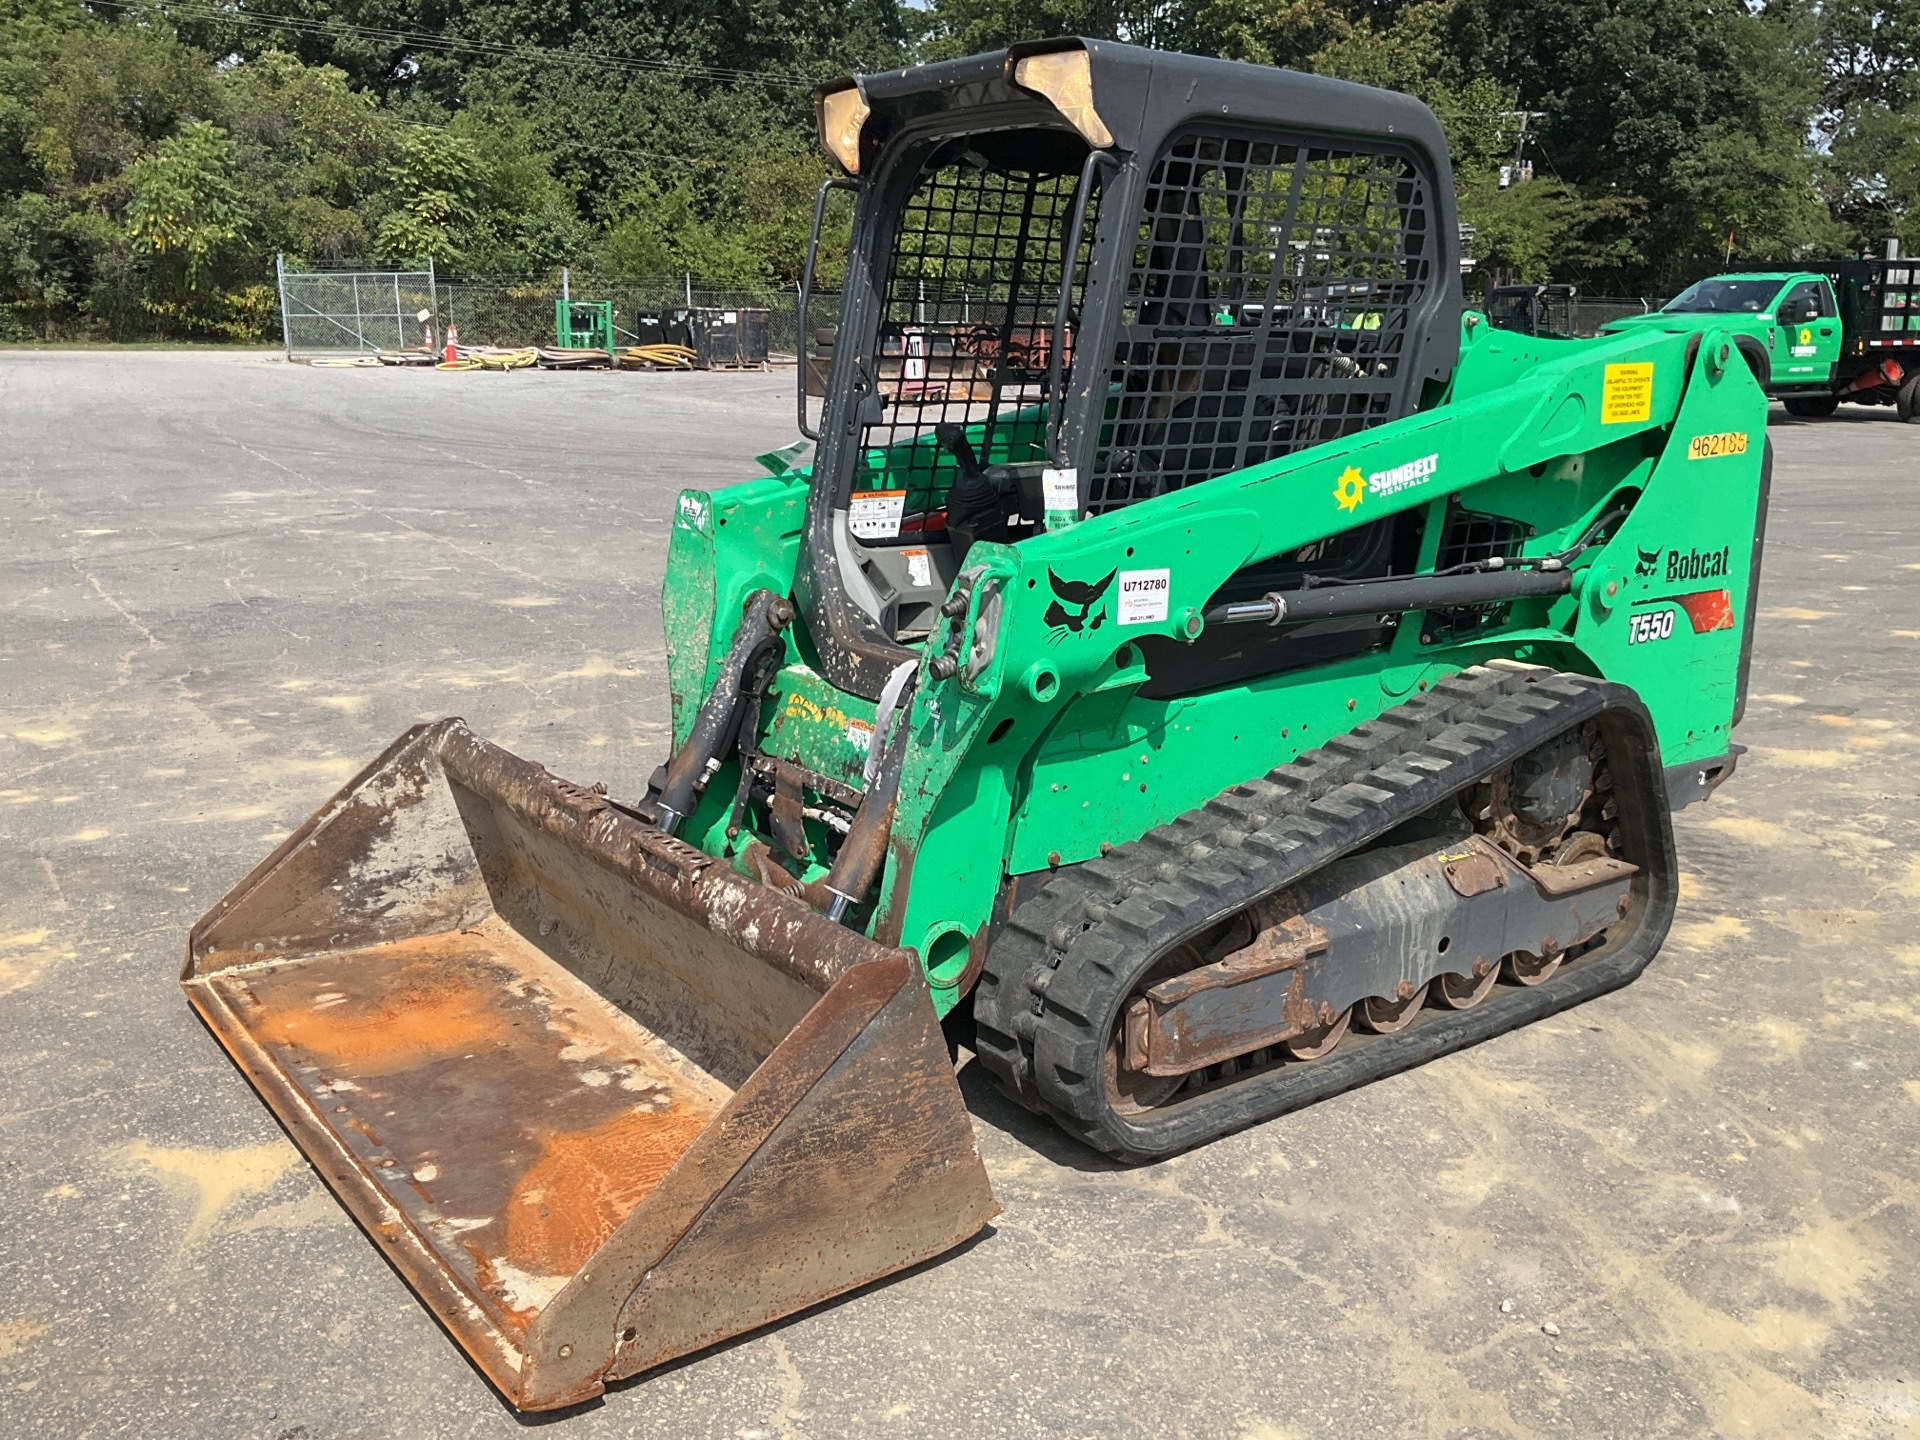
<box><xmin>1825</xmin><ymin>102</ymin><xmax>1920</xmax><ymax>251</ymax></box>
<box><xmin>921</xmin><ymin>0</ymin><xmax>1349</xmax><ymax>65</ymax></box>
<box><xmin>218</xmin><ymin>52</ymin><xmax>388</xmax><ymax>265</ymax></box>
<box><xmin>596</xmin><ymin>177</ymin><xmax>763</xmax><ymax>280</ymax></box>
<box><xmin>1806</xmin><ymin>0</ymin><xmax>1920</xmax><ymax>250</ymax></box>
<box><xmin>0</xmin><ymin>0</ymin><xmax>897</xmax><ymax>338</ymax></box>
<box><xmin>374</xmin><ymin>128</ymin><xmax>485</xmax><ymax>265</ymax></box>
<box><xmin>1442</xmin><ymin>0</ymin><xmax>1859</xmax><ymax>287</ymax></box>
<box><xmin>0</xmin><ymin>0</ymin><xmax>1912</xmax><ymax>339</ymax></box>
<box><xmin>1457</xmin><ymin>171</ymin><xmax>1642</xmax><ymax>282</ymax></box>
<box><xmin>918</xmin><ymin>0</ymin><xmax>1136</xmax><ymax>59</ymax></box>
<box><xmin>1311</xmin><ymin>5</ymin><xmax>1516</xmax><ymax>170</ymax></box>
<box><xmin>124</xmin><ymin>121</ymin><xmax>246</xmax><ymax>286</ymax></box>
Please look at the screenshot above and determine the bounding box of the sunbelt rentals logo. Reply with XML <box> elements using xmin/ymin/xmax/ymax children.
<box><xmin>1334</xmin><ymin>453</ymin><xmax>1439</xmax><ymax>512</ymax></box>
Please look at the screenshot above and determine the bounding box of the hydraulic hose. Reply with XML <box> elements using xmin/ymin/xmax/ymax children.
<box><xmin>821</xmin><ymin>704</ymin><xmax>912</xmax><ymax>924</ymax></box>
<box><xmin>652</xmin><ymin>589</ymin><xmax>793</xmax><ymax>833</ymax></box>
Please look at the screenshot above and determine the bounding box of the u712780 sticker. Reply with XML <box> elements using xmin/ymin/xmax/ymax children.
<box><xmin>1117</xmin><ymin>569</ymin><xmax>1171</xmax><ymax>625</ymax></box>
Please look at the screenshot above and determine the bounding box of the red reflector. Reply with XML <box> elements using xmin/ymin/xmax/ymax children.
<box><xmin>1676</xmin><ymin>590</ymin><xmax>1734</xmax><ymax>634</ymax></box>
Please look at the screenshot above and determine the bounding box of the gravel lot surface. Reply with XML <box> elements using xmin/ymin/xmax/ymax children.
<box><xmin>3</xmin><ymin>351</ymin><xmax>1918</xmax><ymax>1439</ymax></box>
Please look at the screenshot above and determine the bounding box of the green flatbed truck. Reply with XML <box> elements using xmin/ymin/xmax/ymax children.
<box><xmin>1605</xmin><ymin>262</ymin><xmax>1920</xmax><ymax>421</ymax></box>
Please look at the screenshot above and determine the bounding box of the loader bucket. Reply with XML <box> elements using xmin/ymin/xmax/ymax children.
<box><xmin>182</xmin><ymin>719</ymin><xmax>997</xmax><ymax>1411</ymax></box>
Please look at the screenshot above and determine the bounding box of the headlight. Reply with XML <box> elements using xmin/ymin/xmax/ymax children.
<box><xmin>1013</xmin><ymin>50</ymin><xmax>1113</xmax><ymax>148</ymax></box>
<box><xmin>819</xmin><ymin>86</ymin><xmax>871</xmax><ymax>175</ymax></box>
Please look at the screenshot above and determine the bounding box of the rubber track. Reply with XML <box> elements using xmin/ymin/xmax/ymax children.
<box><xmin>971</xmin><ymin>662</ymin><xmax>1679</xmax><ymax>1161</ymax></box>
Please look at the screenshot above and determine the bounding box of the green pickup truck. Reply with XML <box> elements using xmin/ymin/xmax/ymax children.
<box><xmin>1604</xmin><ymin>263</ymin><xmax>1920</xmax><ymax>421</ymax></box>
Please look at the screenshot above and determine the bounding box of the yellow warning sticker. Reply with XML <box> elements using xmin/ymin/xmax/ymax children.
<box><xmin>1601</xmin><ymin>362</ymin><xmax>1655</xmax><ymax>424</ymax></box>
<box><xmin>1687</xmin><ymin>431</ymin><xmax>1749</xmax><ymax>460</ymax></box>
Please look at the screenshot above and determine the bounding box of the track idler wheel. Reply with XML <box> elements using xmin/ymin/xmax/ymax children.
<box><xmin>1432</xmin><ymin>960</ymin><xmax>1499</xmax><ymax>1009</ymax></box>
<box><xmin>1505</xmin><ymin>948</ymin><xmax>1564</xmax><ymax>986</ymax></box>
<box><xmin>1103</xmin><ymin>940</ymin><xmax>1215</xmax><ymax>1113</ymax></box>
<box><xmin>1281</xmin><ymin>1006</ymin><xmax>1351</xmax><ymax>1060</ymax></box>
<box><xmin>1105</xmin><ymin>1048</ymin><xmax>1184</xmax><ymax>1113</ymax></box>
<box><xmin>1356</xmin><ymin>982</ymin><xmax>1428</xmax><ymax>1034</ymax></box>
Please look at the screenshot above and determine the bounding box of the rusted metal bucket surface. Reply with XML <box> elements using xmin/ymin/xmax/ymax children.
<box><xmin>183</xmin><ymin>719</ymin><xmax>997</xmax><ymax>1410</ymax></box>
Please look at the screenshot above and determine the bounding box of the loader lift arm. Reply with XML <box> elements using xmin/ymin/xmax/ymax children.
<box><xmin>676</xmin><ymin>316</ymin><xmax>1763</xmax><ymax>953</ymax></box>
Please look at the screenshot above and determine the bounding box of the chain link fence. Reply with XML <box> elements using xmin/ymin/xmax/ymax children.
<box><xmin>1572</xmin><ymin>296</ymin><xmax>1655</xmax><ymax>335</ymax></box>
<box><xmin>276</xmin><ymin>259</ymin><xmax>1661</xmax><ymax>361</ymax></box>
<box><xmin>276</xmin><ymin>257</ymin><xmax>439</xmax><ymax>357</ymax></box>
<box><xmin>435</xmin><ymin>275</ymin><xmax>841</xmax><ymax>359</ymax></box>
<box><xmin>424</xmin><ymin>279</ymin><xmax>1653</xmax><ymax>353</ymax></box>
<box><xmin>274</xmin><ymin>258</ymin><xmax>847</xmax><ymax>360</ymax></box>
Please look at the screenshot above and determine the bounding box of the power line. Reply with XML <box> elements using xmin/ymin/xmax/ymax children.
<box><xmin>84</xmin><ymin>0</ymin><xmax>817</xmax><ymax>89</ymax></box>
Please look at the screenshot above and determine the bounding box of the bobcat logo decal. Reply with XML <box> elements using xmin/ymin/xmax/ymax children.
<box><xmin>1045</xmin><ymin>567</ymin><xmax>1116</xmax><ymax>642</ymax></box>
<box><xmin>1634</xmin><ymin>546</ymin><xmax>1661</xmax><ymax>578</ymax></box>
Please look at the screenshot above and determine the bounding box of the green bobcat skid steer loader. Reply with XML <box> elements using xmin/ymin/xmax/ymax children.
<box><xmin>183</xmin><ymin>40</ymin><xmax>1771</xmax><ymax>1410</ymax></box>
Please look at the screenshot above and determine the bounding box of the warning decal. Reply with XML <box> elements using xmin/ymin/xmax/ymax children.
<box><xmin>1601</xmin><ymin>362</ymin><xmax>1654</xmax><ymax>424</ymax></box>
<box><xmin>849</xmin><ymin>489</ymin><xmax>906</xmax><ymax>539</ymax></box>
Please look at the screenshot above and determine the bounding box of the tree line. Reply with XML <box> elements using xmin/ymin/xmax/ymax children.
<box><xmin>1</xmin><ymin>0</ymin><xmax>1913</xmax><ymax>340</ymax></box>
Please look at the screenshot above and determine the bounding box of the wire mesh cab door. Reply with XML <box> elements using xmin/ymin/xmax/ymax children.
<box><xmin>815</xmin><ymin>125</ymin><xmax>1099</xmax><ymax>649</ymax></box>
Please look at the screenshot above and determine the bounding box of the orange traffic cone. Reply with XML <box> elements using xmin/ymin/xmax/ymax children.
<box><xmin>444</xmin><ymin>322</ymin><xmax>460</xmax><ymax>365</ymax></box>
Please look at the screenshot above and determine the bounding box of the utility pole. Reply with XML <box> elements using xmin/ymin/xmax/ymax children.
<box><xmin>1499</xmin><ymin>110</ymin><xmax>1546</xmax><ymax>187</ymax></box>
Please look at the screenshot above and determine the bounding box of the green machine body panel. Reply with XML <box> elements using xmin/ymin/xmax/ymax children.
<box><xmin>665</xmin><ymin>317</ymin><xmax>1768</xmax><ymax>1016</ymax></box>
